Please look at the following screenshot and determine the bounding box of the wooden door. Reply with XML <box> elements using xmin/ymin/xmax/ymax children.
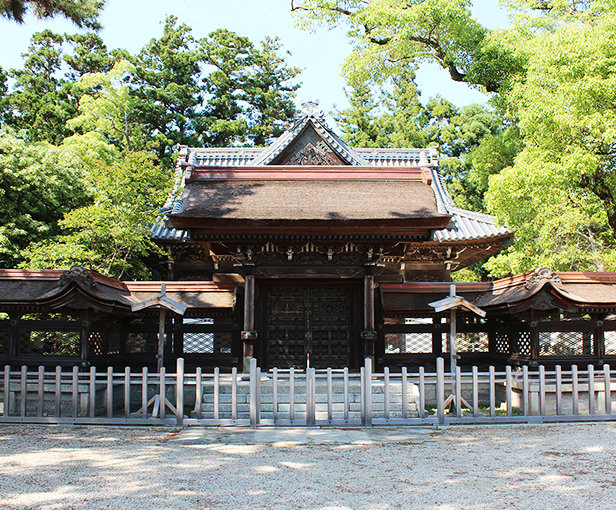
<box><xmin>262</xmin><ymin>283</ymin><xmax>358</xmax><ymax>369</ymax></box>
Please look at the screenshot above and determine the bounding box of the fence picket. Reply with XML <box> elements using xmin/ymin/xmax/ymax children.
<box><xmin>72</xmin><ymin>366</ymin><xmax>78</xmax><ymax>419</ymax></box>
<box><xmin>272</xmin><ymin>367</ymin><xmax>278</xmax><ymax>422</ymax></box>
<box><xmin>37</xmin><ymin>366</ymin><xmax>44</xmax><ymax>417</ymax></box>
<box><xmin>20</xmin><ymin>365</ymin><xmax>27</xmax><ymax>417</ymax></box>
<box><xmin>106</xmin><ymin>367</ymin><xmax>113</xmax><ymax>419</ymax></box>
<box><xmin>124</xmin><ymin>366</ymin><xmax>131</xmax><ymax>420</ymax></box>
<box><xmin>522</xmin><ymin>365</ymin><xmax>529</xmax><ymax>416</ymax></box>
<box><xmin>419</xmin><ymin>367</ymin><xmax>425</xmax><ymax>419</ymax></box>
<box><xmin>588</xmin><ymin>365</ymin><xmax>595</xmax><ymax>416</ymax></box>
<box><xmin>343</xmin><ymin>367</ymin><xmax>349</xmax><ymax>422</ymax></box>
<box><xmin>89</xmin><ymin>367</ymin><xmax>96</xmax><ymax>419</ymax></box>
<box><xmin>605</xmin><ymin>364</ymin><xmax>611</xmax><ymax>415</ymax></box>
<box><xmin>572</xmin><ymin>365</ymin><xmax>579</xmax><ymax>415</ymax></box>
<box><xmin>214</xmin><ymin>367</ymin><xmax>219</xmax><ymax>421</ymax></box>
<box><xmin>402</xmin><ymin>366</ymin><xmax>408</xmax><ymax>420</ymax></box>
<box><xmin>364</xmin><ymin>358</ymin><xmax>373</xmax><ymax>427</ymax></box>
<box><xmin>55</xmin><ymin>366</ymin><xmax>61</xmax><ymax>418</ymax></box>
<box><xmin>195</xmin><ymin>367</ymin><xmax>202</xmax><ymax>419</ymax></box>
<box><xmin>3</xmin><ymin>365</ymin><xmax>9</xmax><ymax>417</ymax></box>
<box><xmin>539</xmin><ymin>365</ymin><xmax>546</xmax><ymax>416</ymax></box>
<box><xmin>384</xmin><ymin>367</ymin><xmax>390</xmax><ymax>420</ymax></box>
<box><xmin>327</xmin><ymin>368</ymin><xmax>333</xmax><ymax>423</ymax></box>
<box><xmin>489</xmin><ymin>366</ymin><xmax>495</xmax><ymax>418</ymax></box>
<box><xmin>436</xmin><ymin>358</ymin><xmax>445</xmax><ymax>424</ymax></box>
<box><xmin>232</xmin><ymin>367</ymin><xmax>238</xmax><ymax>421</ymax></box>
<box><xmin>555</xmin><ymin>365</ymin><xmax>562</xmax><ymax>416</ymax></box>
<box><xmin>158</xmin><ymin>368</ymin><xmax>166</xmax><ymax>420</ymax></box>
<box><xmin>142</xmin><ymin>367</ymin><xmax>148</xmax><ymax>420</ymax></box>
<box><xmin>505</xmin><ymin>366</ymin><xmax>512</xmax><ymax>417</ymax></box>
<box><xmin>472</xmin><ymin>366</ymin><xmax>478</xmax><ymax>418</ymax></box>
<box><xmin>176</xmin><ymin>358</ymin><xmax>184</xmax><ymax>426</ymax></box>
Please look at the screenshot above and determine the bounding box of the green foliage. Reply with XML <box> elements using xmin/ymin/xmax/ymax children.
<box><xmin>200</xmin><ymin>29</ymin><xmax>301</xmax><ymax>147</ymax></box>
<box><xmin>486</xmin><ymin>11</ymin><xmax>616</xmax><ymax>275</ymax></box>
<box><xmin>3</xmin><ymin>30</ymin><xmax>113</xmax><ymax>143</ymax></box>
<box><xmin>294</xmin><ymin>0</ymin><xmax>522</xmax><ymax>93</ymax></box>
<box><xmin>0</xmin><ymin>0</ymin><xmax>104</xmax><ymax>29</ymax></box>
<box><xmin>0</xmin><ymin>128</ymin><xmax>91</xmax><ymax>267</ymax></box>
<box><xmin>22</xmin><ymin>134</ymin><xmax>173</xmax><ymax>279</ymax></box>
<box><xmin>68</xmin><ymin>60</ymin><xmax>143</xmax><ymax>150</ymax></box>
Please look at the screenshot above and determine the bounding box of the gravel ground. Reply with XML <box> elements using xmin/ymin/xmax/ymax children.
<box><xmin>1</xmin><ymin>423</ymin><xmax>616</xmax><ymax>510</ymax></box>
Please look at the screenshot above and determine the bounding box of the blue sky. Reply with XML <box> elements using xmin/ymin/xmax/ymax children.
<box><xmin>0</xmin><ymin>0</ymin><xmax>510</xmax><ymax>124</ymax></box>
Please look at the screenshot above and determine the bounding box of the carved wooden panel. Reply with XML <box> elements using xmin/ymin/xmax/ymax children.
<box><xmin>263</xmin><ymin>284</ymin><xmax>356</xmax><ymax>369</ymax></box>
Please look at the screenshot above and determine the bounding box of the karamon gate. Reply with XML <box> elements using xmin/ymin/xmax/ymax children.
<box><xmin>3</xmin><ymin>102</ymin><xmax>616</xmax><ymax>374</ymax></box>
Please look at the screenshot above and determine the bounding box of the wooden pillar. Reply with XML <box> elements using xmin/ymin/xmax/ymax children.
<box><xmin>240</xmin><ymin>263</ymin><xmax>257</xmax><ymax>373</ymax></box>
<box><xmin>361</xmin><ymin>265</ymin><xmax>377</xmax><ymax>361</ymax></box>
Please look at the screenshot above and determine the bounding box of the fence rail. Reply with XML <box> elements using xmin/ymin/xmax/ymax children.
<box><xmin>1</xmin><ymin>358</ymin><xmax>616</xmax><ymax>427</ymax></box>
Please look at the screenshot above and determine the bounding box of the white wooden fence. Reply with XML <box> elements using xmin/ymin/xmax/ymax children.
<box><xmin>1</xmin><ymin>358</ymin><xmax>616</xmax><ymax>427</ymax></box>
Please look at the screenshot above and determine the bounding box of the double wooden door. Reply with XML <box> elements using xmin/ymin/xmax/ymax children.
<box><xmin>261</xmin><ymin>283</ymin><xmax>359</xmax><ymax>369</ymax></box>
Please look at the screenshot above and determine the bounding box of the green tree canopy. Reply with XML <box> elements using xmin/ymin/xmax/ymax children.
<box><xmin>1</xmin><ymin>0</ymin><xmax>105</xmax><ymax>29</ymax></box>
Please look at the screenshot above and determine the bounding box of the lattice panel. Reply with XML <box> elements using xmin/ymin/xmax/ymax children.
<box><xmin>517</xmin><ymin>331</ymin><xmax>532</xmax><ymax>356</ymax></box>
<box><xmin>313</xmin><ymin>302</ymin><xmax>346</xmax><ymax>316</ymax></box>
<box><xmin>88</xmin><ymin>332</ymin><xmax>104</xmax><ymax>356</ymax></box>
<box><xmin>20</xmin><ymin>330</ymin><xmax>80</xmax><ymax>356</ymax></box>
<box><xmin>495</xmin><ymin>332</ymin><xmax>510</xmax><ymax>354</ymax></box>
<box><xmin>126</xmin><ymin>332</ymin><xmax>158</xmax><ymax>354</ymax></box>
<box><xmin>457</xmin><ymin>333</ymin><xmax>489</xmax><ymax>353</ymax></box>
<box><xmin>385</xmin><ymin>333</ymin><xmax>432</xmax><ymax>353</ymax></box>
<box><xmin>108</xmin><ymin>332</ymin><xmax>121</xmax><ymax>355</ymax></box>
<box><xmin>184</xmin><ymin>332</ymin><xmax>214</xmax><ymax>354</ymax></box>
<box><xmin>539</xmin><ymin>331</ymin><xmax>588</xmax><ymax>356</ymax></box>
<box><xmin>272</xmin><ymin>302</ymin><xmax>304</xmax><ymax>315</ymax></box>
<box><xmin>215</xmin><ymin>332</ymin><xmax>232</xmax><ymax>354</ymax></box>
<box><xmin>605</xmin><ymin>331</ymin><xmax>616</xmax><ymax>355</ymax></box>
<box><xmin>0</xmin><ymin>329</ymin><xmax>8</xmax><ymax>355</ymax></box>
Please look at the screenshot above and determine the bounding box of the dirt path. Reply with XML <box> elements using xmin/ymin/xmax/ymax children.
<box><xmin>1</xmin><ymin>423</ymin><xmax>615</xmax><ymax>509</ymax></box>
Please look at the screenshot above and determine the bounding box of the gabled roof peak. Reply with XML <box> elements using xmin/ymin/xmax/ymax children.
<box><xmin>294</xmin><ymin>100</ymin><xmax>328</xmax><ymax>126</ymax></box>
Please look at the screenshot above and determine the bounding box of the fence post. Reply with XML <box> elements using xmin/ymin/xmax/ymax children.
<box><xmin>604</xmin><ymin>364</ymin><xmax>612</xmax><ymax>415</ymax></box>
<box><xmin>3</xmin><ymin>365</ymin><xmax>9</xmax><ymax>417</ymax></box>
<box><xmin>401</xmin><ymin>366</ymin><xmax>408</xmax><ymax>420</ymax></box>
<box><xmin>195</xmin><ymin>367</ymin><xmax>202</xmax><ymax>419</ymax></box>
<box><xmin>505</xmin><ymin>366</ymin><xmax>512</xmax><ymax>417</ymax></box>
<box><xmin>522</xmin><ymin>365</ymin><xmax>529</xmax><ymax>416</ymax></box>
<box><xmin>306</xmin><ymin>367</ymin><xmax>316</xmax><ymax>426</ymax></box>
<box><xmin>159</xmin><ymin>367</ymin><xmax>166</xmax><ymax>420</ymax></box>
<box><xmin>89</xmin><ymin>366</ymin><xmax>96</xmax><ymax>419</ymax></box>
<box><xmin>72</xmin><ymin>365</ymin><xmax>79</xmax><ymax>419</ymax></box>
<box><xmin>124</xmin><ymin>366</ymin><xmax>131</xmax><ymax>420</ymax></box>
<box><xmin>364</xmin><ymin>357</ymin><xmax>373</xmax><ymax>427</ymax></box>
<box><xmin>455</xmin><ymin>366</ymin><xmax>462</xmax><ymax>418</ymax></box>
<box><xmin>37</xmin><ymin>366</ymin><xmax>44</xmax><ymax>418</ymax></box>
<box><xmin>176</xmin><ymin>358</ymin><xmax>184</xmax><ymax>426</ymax></box>
<box><xmin>588</xmin><ymin>364</ymin><xmax>595</xmax><ymax>416</ymax></box>
<box><xmin>20</xmin><ymin>365</ymin><xmax>27</xmax><ymax>418</ymax></box>
<box><xmin>106</xmin><ymin>366</ymin><xmax>113</xmax><ymax>419</ymax></box>
<box><xmin>472</xmin><ymin>366</ymin><xmax>479</xmax><ymax>418</ymax></box>
<box><xmin>555</xmin><ymin>365</ymin><xmax>562</xmax><ymax>416</ymax></box>
<box><xmin>436</xmin><ymin>357</ymin><xmax>445</xmax><ymax>425</ymax></box>
<box><xmin>539</xmin><ymin>365</ymin><xmax>546</xmax><ymax>416</ymax></box>
<box><xmin>55</xmin><ymin>366</ymin><xmax>61</xmax><ymax>418</ymax></box>
<box><xmin>256</xmin><ymin>366</ymin><xmax>261</xmax><ymax>425</ymax></box>
<box><xmin>419</xmin><ymin>366</ymin><xmax>426</xmax><ymax>419</ymax></box>
<box><xmin>489</xmin><ymin>365</ymin><xmax>495</xmax><ymax>418</ymax></box>
<box><xmin>572</xmin><ymin>365</ymin><xmax>579</xmax><ymax>415</ymax></box>
<box><xmin>249</xmin><ymin>358</ymin><xmax>257</xmax><ymax>428</ymax></box>
<box><xmin>141</xmin><ymin>367</ymin><xmax>148</xmax><ymax>420</ymax></box>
